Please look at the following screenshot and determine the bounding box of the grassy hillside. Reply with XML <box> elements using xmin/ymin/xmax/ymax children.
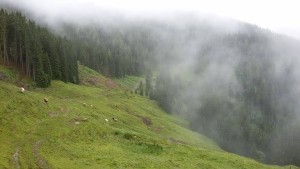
<box><xmin>0</xmin><ymin>64</ymin><xmax>296</xmax><ymax>169</ymax></box>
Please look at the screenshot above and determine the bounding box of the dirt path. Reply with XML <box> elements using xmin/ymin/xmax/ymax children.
<box><xmin>12</xmin><ymin>148</ymin><xmax>20</xmax><ymax>169</ymax></box>
<box><xmin>33</xmin><ymin>140</ymin><xmax>51</xmax><ymax>169</ymax></box>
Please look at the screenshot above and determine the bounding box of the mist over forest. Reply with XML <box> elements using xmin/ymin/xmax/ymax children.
<box><xmin>1</xmin><ymin>0</ymin><xmax>300</xmax><ymax>166</ymax></box>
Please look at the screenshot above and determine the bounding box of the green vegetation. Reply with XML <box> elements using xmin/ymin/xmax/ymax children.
<box><xmin>116</xmin><ymin>75</ymin><xmax>143</xmax><ymax>89</ymax></box>
<box><xmin>0</xmin><ymin>65</ymin><xmax>295</xmax><ymax>169</ymax></box>
<box><xmin>0</xmin><ymin>65</ymin><xmax>19</xmax><ymax>82</ymax></box>
<box><xmin>1</xmin><ymin>7</ymin><xmax>299</xmax><ymax>167</ymax></box>
<box><xmin>0</xmin><ymin>9</ymin><xmax>78</xmax><ymax>87</ymax></box>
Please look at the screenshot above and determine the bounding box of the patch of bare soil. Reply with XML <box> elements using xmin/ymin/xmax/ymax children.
<box><xmin>141</xmin><ymin>116</ymin><xmax>152</xmax><ymax>126</ymax></box>
<box><xmin>80</xmin><ymin>76</ymin><xmax>101</xmax><ymax>86</ymax></box>
<box><xmin>12</xmin><ymin>148</ymin><xmax>20</xmax><ymax>169</ymax></box>
<box><xmin>168</xmin><ymin>137</ymin><xmax>187</xmax><ymax>145</ymax></box>
<box><xmin>104</xmin><ymin>79</ymin><xmax>118</xmax><ymax>89</ymax></box>
<box><xmin>48</xmin><ymin>112</ymin><xmax>59</xmax><ymax>117</ymax></box>
<box><xmin>48</xmin><ymin>107</ymin><xmax>69</xmax><ymax>117</ymax></box>
<box><xmin>33</xmin><ymin>141</ymin><xmax>51</xmax><ymax>169</ymax></box>
<box><xmin>87</xmin><ymin>77</ymin><xmax>100</xmax><ymax>86</ymax></box>
<box><xmin>151</xmin><ymin>126</ymin><xmax>164</xmax><ymax>133</ymax></box>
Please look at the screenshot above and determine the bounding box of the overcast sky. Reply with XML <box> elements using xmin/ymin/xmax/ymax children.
<box><xmin>1</xmin><ymin>0</ymin><xmax>300</xmax><ymax>39</ymax></box>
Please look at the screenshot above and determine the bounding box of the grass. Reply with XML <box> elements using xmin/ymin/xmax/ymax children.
<box><xmin>116</xmin><ymin>75</ymin><xmax>144</xmax><ymax>89</ymax></box>
<box><xmin>0</xmin><ymin>64</ymin><xmax>297</xmax><ymax>169</ymax></box>
<box><xmin>0</xmin><ymin>65</ymin><xmax>19</xmax><ymax>83</ymax></box>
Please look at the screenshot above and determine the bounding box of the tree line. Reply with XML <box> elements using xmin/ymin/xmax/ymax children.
<box><xmin>59</xmin><ymin>24</ymin><xmax>155</xmax><ymax>78</ymax></box>
<box><xmin>0</xmin><ymin>8</ymin><xmax>155</xmax><ymax>87</ymax></box>
<box><xmin>0</xmin><ymin>9</ymin><xmax>79</xmax><ymax>87</ymax></box>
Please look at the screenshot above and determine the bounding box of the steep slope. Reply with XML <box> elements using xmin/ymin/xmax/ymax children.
<box><xmin>0</xmin><ymin>4</ymin><xmax>299</xmax><ymax>165</ymax></box>
<box><xmin>0</xmin><ymin>65</ymin><xmax>295</xmax><ymax>169</ymax></box>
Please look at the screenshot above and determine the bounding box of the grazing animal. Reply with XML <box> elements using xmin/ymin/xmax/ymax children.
<box><xmin>105</xmin><ymin>118</ymin><xmax>109</xmax><ymax>122</ymax></box>
<box><xmin>20</xmin><ymin>87</ymin><xmax>25</xmax><ymax>93</ymax></box>
<box><xmin>44</xmin><ymin>98</ymin><xmax>49</xmax><ymax>104</ymax></box>
<box><xmin>112</xmin><ymin>117</ymin><xmax>118</xmax><ymax>122</ymax></box>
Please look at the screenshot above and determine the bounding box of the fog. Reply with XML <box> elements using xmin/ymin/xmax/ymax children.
<box><xmin>1</xmin><ymin>0</ymin><xmax>300</xmax><ymax>166</ymax></box>
<box><xmin>1</xmin><ymin>0</ymin><xmax>300</xmax><ymax>39</ymax></box>
<box><xmin>148</xmin><ymin>21</ymin><xmax>300</xmax><ymax>164</ymax></box>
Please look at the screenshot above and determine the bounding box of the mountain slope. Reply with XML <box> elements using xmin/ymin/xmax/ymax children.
<box><xmin>0</xmin><ymin>64</ymin><xmax>295</xmax><ymax>169</ymax></box>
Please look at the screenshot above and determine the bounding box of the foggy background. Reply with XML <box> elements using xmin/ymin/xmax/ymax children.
<box><xmin>1</xmin><ymin>0</ymin><xmax>300</xmax><ymax>166</ymax></box>
<box><xmin>1</xmin><ymin>0</ymin><xmax>300</xmax><ymax>40</ymax></box>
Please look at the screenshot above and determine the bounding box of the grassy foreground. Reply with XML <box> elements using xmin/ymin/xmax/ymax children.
<box><xmin>0</xmin><ymin>65</ymin><xmax>296</xmax><ymax>169</ymax></box>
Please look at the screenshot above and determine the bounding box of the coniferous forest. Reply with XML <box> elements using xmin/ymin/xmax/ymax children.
<box><xmin>1</xmin><ymin>7</ymin><xmax>300</xmax><ymax>166</ymax></box>
<box><xmin>0</xmin><ymin>9</ymin><xmax>150</xmax><ymax>87</ymax></box>
<box><xmin>0</xmin><ymin>9</ymin><xmax>79</xmax><ymax>87</ymax></box>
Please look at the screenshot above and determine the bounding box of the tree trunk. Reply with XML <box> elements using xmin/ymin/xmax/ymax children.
<box><xmin>32</xmin><ymin>65</ymin><xmax>35</xmax><ymax>81</ymax></box>
<box><xmin>3</xmin><ymin>32</ymin><xmax>8</xmax><ymax>65</ymax></box>
<box><xmin>19</xmin><ymin>34</ymin><xmax>23</xmax><ymax>71</ymax></box>
<box><xmin>14</xmin><ymin>30</ymin><xmax>17</xmax><ymax>63</ymax></box>
<box><xmin>0</xmin><ymin>40</ymin><xmax>2</xmax><ymax>64</ymax></box>
<box><xmin>25</xmin><ymin>50</ymin><xmax>30</xmax><ymax>77</ymax></box>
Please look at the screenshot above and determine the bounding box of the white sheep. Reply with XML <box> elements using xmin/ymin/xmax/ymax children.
<box><xmin>20</xmin><ymin>87</ymin><xmax>25</xmax><ymax>93</ymax></box>
<box><xmin>105</xmin><ymin>118</ymin><xmax>109</xmax><ymax>122</ymax></box>
<box><xmin>44</xmin><ymin>98</ymin><xmax>49</xmax><ymax>104</ymax></box>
